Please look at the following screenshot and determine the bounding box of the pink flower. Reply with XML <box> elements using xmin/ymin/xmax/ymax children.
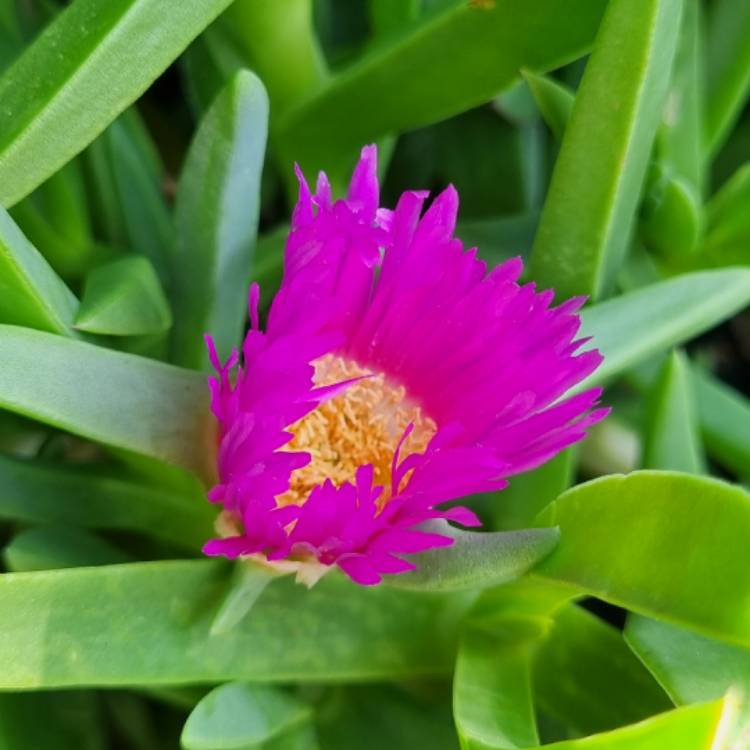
<box><xmin>203</xmin><ymin>145</ymin><xmax>608</xmax><ymax>586</ymax></box>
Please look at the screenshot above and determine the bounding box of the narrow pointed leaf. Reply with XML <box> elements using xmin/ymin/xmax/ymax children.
<box><xmin>0</xmin><ymin>206</ymin><xmax>78</xmax><ymax>334</ymax></box>
<box><xmin>0</xmin><ymin>0</ymin><xmax>235</xmax><ymax>206</ymax></box>
<box><xmin>576</xmin><ymin>268</ymin><xmax>750</xmax><ymax>390</ymax></box>
<box><xmin>0</xmin><ymin>561</ymin><xmax>473</xmax><ymax>688</ymax></box>
<box><xmin>642</xmin><ymin>351</ymin><xmax>706</xmax><ymax>472</ymax></box>
<box><xmin>75</xmin><ymin>256</ymin><xmax>171</xmax><ymax>336</ymax></box>
<box><xmin>530</xmin><ymin>0</ymin><xmax>682</xmax><ymax>299</ymax></box>
<box><xmin>692</xmin><ymin>368</ymin><xmax>750</xmax><ymax>478</ymax></box>
<box><xmin>0</xmin><ymin>326</ymin><xmax>212</xmax><ymax>479</ymax></box>
<box><xmin>704</xmin><ymin>0</ymin><xmax>750</xmax><ymax>156</ymax></box>
<box><xmin>276</xmin><ymin>0</ymin><xmax>608</xmax><ymax>181</ymax></box>
<box><xmin>172</xmin><ymin>70</ymin><xmax>268</xmax><ymax>369</ymax></box>
<box><xmin>523</xmin><ymin>71</ymin><xmax>574</xmax><ymax>141</ymax></box>
<box><xmin>0</xmin><ymin>454</ymin><xmax>213</xmax><ymax>550</ymax></box>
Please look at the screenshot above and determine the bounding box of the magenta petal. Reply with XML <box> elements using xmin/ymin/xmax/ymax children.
<box><xmin>337</xmin><ymin>554</ymin><xmax>382</xmax><ymax>585</ymax></box>
<box><xmin>201</xmin><ymin>143</ymin><xmax>609</xmax><ymax>588</ymax></box>
<box><xmin>441</xmin><ymin>505</ymin><xmax>482</xmax><ymax>527</ymax></box>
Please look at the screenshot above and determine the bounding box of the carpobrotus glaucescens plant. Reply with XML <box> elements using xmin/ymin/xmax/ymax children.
<box><xmin>203</xmin><ymin>145</ymin><xmax>608</xmax><ymax>585</ymax></box>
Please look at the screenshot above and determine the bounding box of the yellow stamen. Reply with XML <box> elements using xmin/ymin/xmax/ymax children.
<box><xmin>277</xmin><ymin>354</ymin><xmax>437</xmax><ymax>508</ymax></box>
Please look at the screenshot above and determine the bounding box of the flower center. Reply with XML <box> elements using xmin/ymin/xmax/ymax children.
<box><xmin>277</xmin><ymin>354</ymin><xmax>437</xmax><ymax>508</ymax></box>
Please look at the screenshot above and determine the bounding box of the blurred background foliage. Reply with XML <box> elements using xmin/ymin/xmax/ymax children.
<box><xmin>0</xmin><ymin>0</ymin><xmax>747</xmax><ymax>748</ymax></box>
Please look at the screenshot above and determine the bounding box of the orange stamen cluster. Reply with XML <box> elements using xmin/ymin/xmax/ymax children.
<box><xmin>276</xmin><ymin>354</ymin><xmax>436</xmax><ymax>508</ymax></box>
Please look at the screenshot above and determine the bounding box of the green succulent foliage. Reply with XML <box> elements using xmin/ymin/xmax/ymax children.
<box><xmin>0</xmin><ymin>0</ymin><xmax>746</xmax><ymax>748</ymax></box>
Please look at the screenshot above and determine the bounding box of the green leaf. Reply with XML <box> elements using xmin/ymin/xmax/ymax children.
<box><xmin>0</xmin><ymin>326</ymin><xmax>212</xmax><ymax>479</ymax></box>
<box><xmin>386</xmin><ymin>522</ymin><xmax>559</xmax><ymax>592</ymax></box>
<box><xmin>0</xmin><ymin>561</ymin><xmax>473</xmax><ymax>688</ymax></box>
<box><xmin>10</xmin><ymin>159</ymin><xmax>97</xmax><ymax>278</ymax></box>
<box><xmin>0</xmin><ymin>206</ymin><xmax>78</xmax><ymax>334</ymax></box>
<box><xmin>533</xmin><ymin>472</ymin><xmax>750</xmax><ymax>648</ymax></box>
<box><xmin>454</xmin><ymin>625</ymin><xmax>539</xmax><ymax>750</ymax></box>
<box><xmin>657</xmin><ymin>0</ymin><xmax>704</xmax><ymax>194</ymax></box>
<box><xmin>626</xmin><ymin>616</ymin><xmax>750</xmax><ymax>719</ymax></box>
<box><xmin>702</xmin><ymin>162</ymin><xmax>750</xmax><ymax>265</ymax></box>
<box><xmin>182</xmin><ymin>683</ymin><xmax>311</xmax><ymax>750</ymax></box>
<box><xmin>4</xmin><ymin>525</ymin><xmax>130</xmax><ymax>571</ymax></box>
<box><xmin>576</xmin><ymin>268</ymin><xmax>750</xmax><ymax>391</ymax></box>
<box><xmin>102</xmin><ymin>114</ymin><xmax>173</xmax><ymax>284</ymax></box>
<box><xmin>533</xmin><ymin>605</ymin><xmax>671</xmax><ymax>737</ymax></box>
<box><xmin>181</xmin><ymin>26</ymin><xmax>246</xmax><ymax>118</ymax></box>
<box><xmin>529</xmin><ymin>0</ymin><xmax>682</xmax><ymax>300</ymax></box>
<box><xmin>639</xmin><ymin>169</ymin><xmax>701</xmax><ymax>257</ymax></box>
<box><xmin>0</xmin><ymin>0</ymin><xmax>235</xmax><ymax>206</ymax></box>
<box><xmin>534</xmin><ymin>697</ymin><xmax>734</xmax><ymax>750</ymax></box>
<box><xmin>221</xmin><ymin>0</ymin><xmax>327</xmax><ymax>117</ymax></box>
<box><xmin>692</xmin><ymin>367</ymin><xmax>750</xmax><ymax>478</ymax></box>
<box><xmin>704</xmin><ymin>0</ymin><xmax>750</xmax><ymax>156</ymax></box>
<box><xmin>0</xmin><ymin>453</ymin><xmax>213</xmax><ymax>550</ymax></box>
<box><xmin>172</xmin><ymin>70</ymin><xmax>269</xmax><ymax>369</ymax></box>
<box><xmin>276</xmin><ymin>0</ymin><xmax>608</xmax><ymax>184</ymax></box>
<box><xmin>642</xmin><ymin>351</ymin><xmax>705</xmax><ymax>472</ymax></box>
<box><xmin>75</xmin><ymin>256</ymin><xmax>171</xmax><ymax>336</ymax></box>
<box><xmin>522</xmin><ymin>71</ymin><xmax>574</xmax><ymax>141</ymax></box>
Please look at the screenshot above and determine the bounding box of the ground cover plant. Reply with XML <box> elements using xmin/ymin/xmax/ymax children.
<box><xmin>0</xmin><ymin>0</ymin><xmax>748</xmax><ymax>748</ymax></box>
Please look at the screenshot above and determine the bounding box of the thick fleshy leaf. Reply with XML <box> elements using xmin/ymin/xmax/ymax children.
<box><xmin>172</xmin><ymin>70</ymin><xmax>268</xmax><ymax>369</ymax></box>
<box><xmin>101</xmin><ymin>114</ymin><xmax>173</xmax><ymax>284</ymax></box>
<box><xmin>657</xmin><ymin>0</ymin><xmax>704</xmax><ymax>195</ymax></box>
<box><xmin>701</xmin><ymin>162</ymin><xmax>750</xmax><ymax>266</ymax></box>
<box><xmin>387</xmin><ymin>523</ymin><xmax>559</xmax><ymax>592</ymax></box>
<box><xmin>0</xmin><ymin>454</ymin><xmax>212</xmax><ymax>550</ymax></box>
<box><xmin>220</xmin><ymin>0</ymin><xmax>327</xmax><ymax>117</ymax></box>
<box><xmin>642</xmin><ymin>351</ymin><xmax>706</xmax><ymax>472</ymax></box>
<box><xmin>0</xmin><ymin>206</ymin><xmax>78</xmax><ymax>334</ymax></box>
<box><xmin>533</xmin><ymin>605</ymin><xmax>671</xmax><ymax>737</ymax></box>
<box><xmin>75</xmin><ymin>256</ymin><xmax>171</xmax><ymax>336</ymax></box>
<box><xmin>535</xmin><ymin>697</ymin><xmax>735</xmax><ymax>750</ymax></box>
<box><xmin>639</xmin><ymin>168</ymin><xmax>701</xmax><ymax>257</ymax></box>
<box><xmin>3</xmin><ymin>526</ymin><xmax>130</xmax><ymax>572</ymax></box>
<box><xmin>529</xmin><ymin>0</ymin><xmax>682</xmax><ymax>299</ymax></box>
<box><xmin>522</xmin><ymin>71</ymin><xmax>574</xmax><ymax>141</ymax></box>
<box><xmin>626</xmin><ymin>616</ymin><xmax>750</xmax><ymax>718</ymax></box>
<box><xmin>10</xmin><ymin>158</ymin><xmax>97</xmax><ymax>279</ymax></box>
<box><xmin>704</xmin><ymin>0</ymin><xmax>750</xmax><ymax>156</ymax></box>
<box><xmin>275</xmin><ymin>0</ymin><xmax>608</xmax><ymax>183</ymax></box>
<box><xmin>0</xmin><ymin>0</ymin><xmax>235</xmax><ymax>206</ymax></box>
<box><xmin>533</xmin><ymin>472</ymin><xmax>750</xmax><ymax>647</ymax></box>
<box><xmin>454</xmin><ymin>625</ymin><xmax>539</xmax><ymax>750</ymax></box>
<box><xmin>0</xmin><ymin>561</ymin><xmax>473</xmax><ymax>688</ymax></box>
<box><xmin>0</xmin><ymin>326</ymin><xmax>212</xmax><ymax>479</ymax></box>
<box><xmin>576</xmin><ymin>268</ymin><xmax>750</xmax><ymax>391</ymax></box>
<box><xmin>692</xmin><ymin>368</ymin><xmax>750</xmax><ymax>478</ymax></box>
<box><xmin>181</xmin><ymin>683</ymin><xmax>312</xmax><ymax>750</ymax></box>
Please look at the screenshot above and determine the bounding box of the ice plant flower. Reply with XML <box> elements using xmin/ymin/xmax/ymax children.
<box><xmin>204</xmin><ymin>145</ymin><xmax>608</xmax><ymax>586</ymax></box>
